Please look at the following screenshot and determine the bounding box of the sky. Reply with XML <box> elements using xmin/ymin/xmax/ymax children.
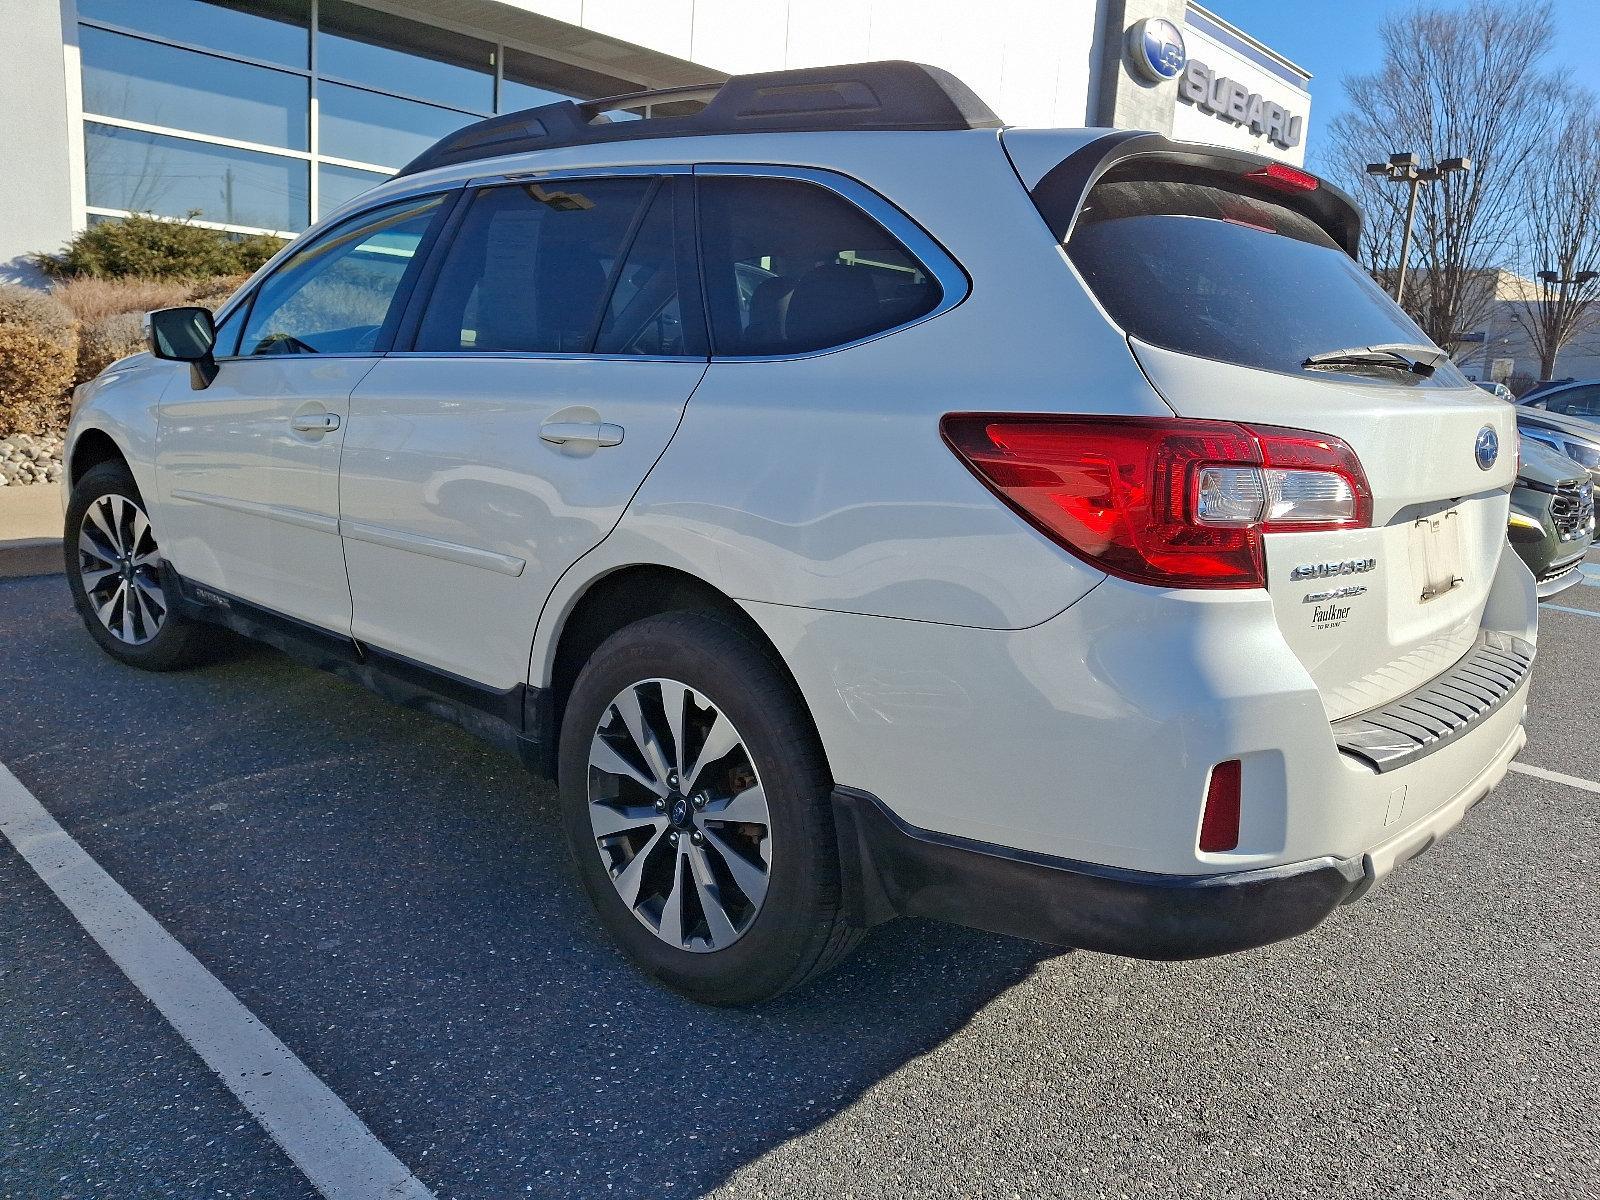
<box><xmin>1204</xmin><ymin>0</ymin><xmax>1600</xmax><ymax>165</ymax></box>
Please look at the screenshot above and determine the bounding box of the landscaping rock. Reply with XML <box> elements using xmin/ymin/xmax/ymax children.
<box><xmin>0</xmin><ymin>433</ymin><xmax>63</xmax><ymax>486</ymax></box>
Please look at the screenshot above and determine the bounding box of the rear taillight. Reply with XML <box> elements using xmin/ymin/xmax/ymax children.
<box><xmin>941</xmin><ymin>415</ymin><xmax>1372</xmax><ymax>589</ymax></box>
<box><xmin>1246</xmin><ymin>162</ymin><xmax>1320</xmax><ymax>193</ymax></box>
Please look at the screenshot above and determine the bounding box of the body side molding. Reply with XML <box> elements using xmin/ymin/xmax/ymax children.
<box><xmin>338</xmin><ymin>518</ymin><xmax>527</xmax><ymax>577</ymax></box>
<box><xmin>169</xmin><ymin>488</ymin><xmax>339</xmax><ymax>535</ymax></box>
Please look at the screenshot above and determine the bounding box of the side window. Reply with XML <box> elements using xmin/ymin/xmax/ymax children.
<box><xmin>594</xmin><ymin>180</ymin><xmax>704</xmax><ymax>357</ymax></box>
<box><xmin>1548</xmin><ymin>387</ymin><xmax>1600</xmax><ymax>418</ymax></box>
<box><xmin>696</xmin><ymin>176</ymin><xmax>942</xmax><ymax>357</ymax></box>
<box><xmin>212</xmin><ymin>301</ymin><xmax>246</xmax><ymax>358</ymax></box>
<box><xmin>413</xmin><ymin>177</ymin><xmax>653</xmax><ymax>354</ymax></box>
<box><xmin>240</xmin><ymin>193</ymin><xmax>445</xmax><ymax>356</ymax></box>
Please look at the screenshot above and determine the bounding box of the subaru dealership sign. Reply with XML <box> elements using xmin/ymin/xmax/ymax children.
<box><xmin>1127</xmin><ymin>18</ymin><xmax>1187</xmax><ymax>83</ymax></box>
<box><xmin>1178</xmin><ymin>59</ymin><xmax>1304</xmax><ymax>150</ymax></box>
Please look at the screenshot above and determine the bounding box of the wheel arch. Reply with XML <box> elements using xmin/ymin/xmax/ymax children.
<box><xmin>541</xmin><ymin>563</ymin><xmax>828</xmax><ymax>776</ymax></box>
<box><xmin>68</xmin><ymin>426</ymin><xmax>130</xmax><ymax>488</ymax></box>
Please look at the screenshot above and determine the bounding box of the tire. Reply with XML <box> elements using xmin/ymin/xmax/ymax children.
<box><xmin>65</xmin><ymin>461</ymin><xmax>214</xmax><ymax>671</ymax></box>
<box><xmin>558</xmin><ymin>610</ymin><xmax>862</xmax><ymax>1006</ymax></box>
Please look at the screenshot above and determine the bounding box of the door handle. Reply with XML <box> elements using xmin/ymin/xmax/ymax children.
<box><xmin>291</xmin><ymin>412</ymin><xmax>341</xmax><ymax>433</ymax></box>
<box><xmin>540</xmin><ymin>420</ymin><xmax>623</xmax><ymax>448</ymax></box>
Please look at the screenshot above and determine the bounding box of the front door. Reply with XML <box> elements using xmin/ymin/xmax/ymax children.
<box><xmin>156</xmin><ymin>192</ymin><xmax>451</xmax><ymax>629</ymax></box>
<box><xmin>339</xmin><ymin>173</ymin><xmax>707</xmax><ymax>689</ymax></box>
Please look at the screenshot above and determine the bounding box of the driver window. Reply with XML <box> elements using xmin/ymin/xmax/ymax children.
<box><xmin>239</xmin><ymin>193</ymin><xmax>445</xmax><ymax>356</ymax></box>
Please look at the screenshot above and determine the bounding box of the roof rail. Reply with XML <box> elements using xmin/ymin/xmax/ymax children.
<box><xmin>395</xmin><ymin>60</ymin><xmax>1002</xmax><ymax>178</ymax></box>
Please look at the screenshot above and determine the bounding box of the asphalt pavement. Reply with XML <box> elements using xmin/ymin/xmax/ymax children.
<box><xmin>2</xmin><ymin>553</ymin><xmax>1597</xmax><ymax>1199</ymax></box>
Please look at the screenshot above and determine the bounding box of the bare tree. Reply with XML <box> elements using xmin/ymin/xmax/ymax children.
<box><xmin>1321</xmin><ymin>1</ymin><xmax>1561</xmax><ymax>348</ymax></box>
<box><xmin>1507</xmin><ymin>92</ymin><xmax>1600</xmax><ymax>379</ymax></box>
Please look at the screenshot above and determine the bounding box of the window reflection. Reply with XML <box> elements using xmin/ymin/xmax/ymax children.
<box><xmin>320</xmin><ymin>83</ymin><xmax>477</xmax><ymax>170</ymax></box>
<box><xmin>85</xmin><ymin>123</ymin><xmax>308</xmax><ymax>232</ymax></box>
<box><xmin>498</xmin><ymin>46</ymin><xmax>635</xmax><ymax>113</ymax></box>
<box><xmin>81</xmin><ymin>26</ymin><xmax>308</xmax><ymax>150</ymax></box>
<box><xmin>78</xmin><ymin>0</ymin><xmax>309</xmax><ymax>69</ymax></box>
<box><xmin>318</xmin><ymin>0</ymin><xmax>493</xmax><ymax>113</ymax></box>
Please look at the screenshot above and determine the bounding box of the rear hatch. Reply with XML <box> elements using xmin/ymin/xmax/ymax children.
<box><xmin>1009</xmin><ymin>133</ymin><xmax>1519</xmax><ymax>720</ymax></box>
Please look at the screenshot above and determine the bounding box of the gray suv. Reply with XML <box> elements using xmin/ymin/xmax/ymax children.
<box><xmin>1518</xmin><ymin>381</ymin><xmax>1600</xmax><ymax>486</ymax></box>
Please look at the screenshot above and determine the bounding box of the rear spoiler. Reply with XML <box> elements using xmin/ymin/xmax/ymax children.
<box><xmin>1019</xmin><ymin>131</ymin><xmax>1363</xmax><ymax>258</ymax></box>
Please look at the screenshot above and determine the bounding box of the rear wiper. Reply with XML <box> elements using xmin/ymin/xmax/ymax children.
<box><xmin>1301</xmin><ymin>343</ymin><xmax>1446</xmax><ymax>377</ymax></box>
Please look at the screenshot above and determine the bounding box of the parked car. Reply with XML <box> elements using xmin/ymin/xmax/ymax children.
<box><xmin>1516</xmin><ymin>381</ymin><xmax>1600</xmax><ymax>487</ymax></box>
<box><xmin>1518</xmin><ymin>378</ymin><xmax>1579</xmax><ymax>404</ymax></box>
<box><xmin>1508</xmin><ymin>438</ymin><xmax>1595</xmax><ymax>597</ymax></box>
<box><xmin>1474</xmin><ymin>380</ymin><xmax>1514</xmax><ymax>401</ymax></box>
<box><xmin>64</xmin><ymin>62</ymin><xmax>1536</xmax><ymax>1005</ymax></box>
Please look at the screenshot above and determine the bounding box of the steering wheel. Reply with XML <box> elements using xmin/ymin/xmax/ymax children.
<box><xmin>249</xmin><ymin>332</ymin><xmax>319</xmax><ymax>356</ymax></box>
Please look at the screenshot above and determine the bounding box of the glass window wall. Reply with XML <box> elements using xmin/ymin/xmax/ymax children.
<box><xmin>77</xmin><ymin>0</ymin><xmax>644</xmax><ymax>236</ymax></box>
<box><xmin>85</xmin><ymin>123</ymin><xmax>309</xmax><ymax>232</ymax></box>
<box><xmin>77</xmin><ymin>0</ymin><xmax>310</xmax><ymax>69</ymax></box>
<box><xmin>81</xmin><ymin>26</ymin><xmax>308</xmax><ymax>151</ymax></box>
<box><xmin>318</xmin><ymin>164</ymin><xmax>390</xmax><ymax>219</ymax></box>
<box><xmin>319</xmin><ymin>83</ymin><xmax>478</xmax><ymax>170</ymax></box>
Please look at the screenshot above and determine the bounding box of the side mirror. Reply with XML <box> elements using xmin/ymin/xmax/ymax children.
<box><xmin>146</xmin><ymin>306</ymin><xmax>219</xmax><ymax>388</ymax></box>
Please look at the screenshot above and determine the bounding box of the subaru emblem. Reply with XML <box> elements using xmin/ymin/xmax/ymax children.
<box><xmin>1126</xmin><ymin>18</ymin><xmax>1187</xmax><ymax>83</ymax></box>
<box><xmin>1474</xmin><ymin>425</ymin><xmax>1499</xmax><ymax>471</ymax></box>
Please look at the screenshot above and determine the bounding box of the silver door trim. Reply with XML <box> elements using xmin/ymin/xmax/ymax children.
<box><xmin>467</xmin><ymin>162</ymin><xmax>693</xmax><ymax>187</ymax></box>
<box><xmin>170</xmin><ymin>489</ymin><xmax>340</xmax><ymax>535</ymax></box>
<box><xmin>338</xmin><ymin>518</ymin><xmax>527</xmax><ymax>577</ymax></box>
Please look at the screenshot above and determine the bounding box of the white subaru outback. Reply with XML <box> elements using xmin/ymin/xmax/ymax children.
<box><xmin>65</xmin><ymin>62</ymin><xmax>1535</xmax><ymax>1005</ymax></box>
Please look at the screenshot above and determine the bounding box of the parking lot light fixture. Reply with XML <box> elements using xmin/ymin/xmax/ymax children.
<box><xmin>1365</xmin><ymin>152</ymin><xmax>1473</xmax><ymax>304</ymax></box>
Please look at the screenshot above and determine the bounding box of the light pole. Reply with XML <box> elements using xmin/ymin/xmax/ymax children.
<box><xmin>1365</xmin><ymin>152</ymin><xmax>1472</xmax><ymax>305</ymax></box>
<box><xmin>1535</xmin><ymin>268</ymin><xmax>1598</xmax><ymax>377</ymax></box>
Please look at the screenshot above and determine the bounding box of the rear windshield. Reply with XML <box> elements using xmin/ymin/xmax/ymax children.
<box><xmin>1055</xmin><ymin>172</ymin><xmax>1465</xmax><ymax>387</ymax></box>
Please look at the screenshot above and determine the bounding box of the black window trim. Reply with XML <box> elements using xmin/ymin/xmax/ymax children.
<box><xmin>691</xmin><ymin>163</ymin><xmax>970</xmax><ymax>362</ymax></box>
<box><xmin>387</xmin><ymin>163</ymin><xmax>710</xmax><ymax>363</ymax></box>
<box><xmin>209</xmin><ymin>163</ymin><xmax>968</xmax><ymax>366</ymax></box>
<box><xmin>217</xmin><ymin>184</ymin><xmax>464</xmax><ymax>361</ymax></box>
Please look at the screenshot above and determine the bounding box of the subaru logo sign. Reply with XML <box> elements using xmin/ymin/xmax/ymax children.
<box><xmin>1127</xmin><ymin>18</ymin><xmax>1187</xmax><ymax>83</ymax></box>
<box><xmin>1475</xmin><ymin>425</ymin><xmax>1499</xmax><ymax>471</ymax></box>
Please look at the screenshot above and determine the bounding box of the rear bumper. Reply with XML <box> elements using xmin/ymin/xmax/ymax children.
<box><xmin>833</xmin><ymin>713</ymin><xmax>1527</xmax><ymax>959</ymax></box>
<box><xmin>833</xmin><ymin>786</ymin><xmax>1363</xmax><ymax>958</ymax></box>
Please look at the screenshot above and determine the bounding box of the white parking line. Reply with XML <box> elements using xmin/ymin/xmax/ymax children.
<box><xmin>0</xmin><ymin>761</ymin><xmax>436</xmax><ymax>1200</ymax></box>
<box><xmin>1508</xmin><ymin>762</ymin><xmax>1600</xmax><ymax>795</ymax></box>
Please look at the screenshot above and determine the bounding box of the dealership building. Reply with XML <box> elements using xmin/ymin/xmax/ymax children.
<box><xmin>3</xmin><ymin>0</ymin><xmax>1312</xmax><ymax>282</ymax></box>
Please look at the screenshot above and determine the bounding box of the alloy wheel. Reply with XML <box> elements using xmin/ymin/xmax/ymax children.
<box><xmin>587</xmin><ymin>678</ymin><xmax>772</xmax><ymax>953</ymax></box>
<box><xmin>78</xmin><ymin>493</ymin><xmax>166</xmax><ymax>646</ymax></box>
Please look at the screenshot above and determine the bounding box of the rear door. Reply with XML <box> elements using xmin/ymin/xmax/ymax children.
<box><xmin>339</xmin><ymin>170</ymin><xmax>707</xmax><ymax>690</ymax></box>
<box><xmin>1014</xmin><ymin>140</ymin><xmax>1519</xmax><ymax>720</ymax></box>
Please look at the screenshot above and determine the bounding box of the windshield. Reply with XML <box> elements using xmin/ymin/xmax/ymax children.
<box><xmin>1057</xmin><ymin>174</ymin><xmax>1467</xmax><ymax>388</ymax></box>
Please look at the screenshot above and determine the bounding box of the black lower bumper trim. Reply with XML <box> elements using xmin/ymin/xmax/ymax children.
<box><xmin>832</xmin><ymin>787</ymin><xmax>1365</xmax><ymax>960</ymax></box>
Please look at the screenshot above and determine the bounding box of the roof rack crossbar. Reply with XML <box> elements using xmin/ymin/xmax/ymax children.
<box><xmin>396</xmin><ymin>60</ymin><xmax>1001</xmax><ymax>178</ymax></box>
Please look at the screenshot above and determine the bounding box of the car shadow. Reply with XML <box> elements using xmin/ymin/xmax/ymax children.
<box><xmin>0</xmin><ymin>577</ymin><xmax>1055</xmax><ymax>1198</ymax></box>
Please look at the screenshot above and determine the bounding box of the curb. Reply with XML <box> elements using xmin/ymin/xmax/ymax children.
<box><xmin>0</xmin><ymin>538</ymin><xmax>63</xmax><ymax>580</ymax></box>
